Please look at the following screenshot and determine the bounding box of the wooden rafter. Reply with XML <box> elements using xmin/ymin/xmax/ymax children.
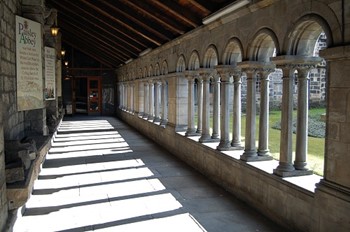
<box><xmin>60</xmin><ymin>20</ymin><xmax>128</xmax><ymax>61</ymax></box>
<box><xmin>119</xmin><ymin>0</ymin><xmax>186</xmax><ymax>35</ymax></box>
<box><xmin>148</xmin><ymin>0</ymin><xmax>199</xmax><ymax>28</ymax></box>
<box><xmin>96</xmin><ymin>0</ymin><xmax>172</xmax><ymax>42</ymax></box>
<box><xmin>80</xmin><ymin>0</ymin><xmax>163</xmax><ymax>46</ymax></box>
<box><xmin>59</xmin><ymin>13</ymin><xmax>139</xmax><ymax>58</ymax></box>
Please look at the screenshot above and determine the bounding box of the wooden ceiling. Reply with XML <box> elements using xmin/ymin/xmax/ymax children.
<box><xmin>47</xmin><ymin>0</ymin><xmax>235</xmax><ymax>68</ymax></box>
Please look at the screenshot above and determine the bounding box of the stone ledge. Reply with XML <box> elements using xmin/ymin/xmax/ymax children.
<box><xmin>5</xmin><ymin>118</ymin><xmax>62</xmax><ymax>210</ymax></box>
<box><xmin>6</xmin><ymin>134</ymin><xmax>52</xmax><ymax>210</ymax></box>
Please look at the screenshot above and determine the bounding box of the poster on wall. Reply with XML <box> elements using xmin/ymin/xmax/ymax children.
<box><xmin>16</xmin><ymin>15</ymin><xmax>43</xmax><ymax>111</ymax></box>
<box><xmin>44</xmin><ymin>46</ymin><xmax>56</xmax><ymax>100</ymax></box>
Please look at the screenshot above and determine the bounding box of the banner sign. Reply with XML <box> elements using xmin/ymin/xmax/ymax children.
<box><xmin>45</xmin><ymin>46</ymin><xmax>56</xmax><ymax>100</ymax></box>
<box><xmin>16</xmin><ymin>15</ymin><xmax>43</xmax><ymax>111</ymax></box>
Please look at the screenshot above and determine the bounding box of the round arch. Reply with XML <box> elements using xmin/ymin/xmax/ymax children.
<box><xmin>143</xmin><ymin>67</ymin><xmax>147</xmax><ymax>78</ymax></box>
<box><xmin>161</xmin><ymin>60</ymin><xmax>168</xmax><ymax>75</ymax></box>
<box><xmin>148</xmin><ymin>65</ymin><xmax>153</xmax><ymax>77</ymax></box>
<box><xmin>286</xmin><ymin>14</ymin><xmax>333</xmax><ymax>56</ymax></box>
<box><xmin>188</xmin><ymin>51</ymin><xmax>200</xmax><ymax>70</ymax></box>
<box><xmin>138</xmin><ymin>68</ymin><xmax>142</xmax><ymax>79</ymax></box>
<box><xmin>203</xmin><ymin>45</ymin><xmax>218</xmax><ymax>68</ymax></box>
<box><xmin>155</xmin><ymin>63</ymin><xmax>160</xmax><ymax>76</ymax></box>
<box><xmin>222</xmin><ymin>38</ymin><xmax>243</xmax><ymax>65</ymax></box>
<box><xmin>176</xmin><ymin>55</ymin><xmax>186</xmax><ymax>72</ymax></box>
<box><xmin>248</xmin><ymin>28</ymin><xmax>279</xmax><ymax>61</ymax></box>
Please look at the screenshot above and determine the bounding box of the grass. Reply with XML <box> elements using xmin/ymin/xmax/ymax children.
<box><xmin>200</xmin><ymin>107</ymin><xmax>326</xmax><ymax>176</ymax></box>
<box><xmin>265</xmin><ymin>108</ymin><xmax>325</xmax><ymax>175</ymax></box>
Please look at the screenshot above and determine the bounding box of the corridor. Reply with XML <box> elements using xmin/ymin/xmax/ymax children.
<box><xmin>12</xmin><ymin>116</ymin><xmax>286</xmax><ymax>232</ymax></box>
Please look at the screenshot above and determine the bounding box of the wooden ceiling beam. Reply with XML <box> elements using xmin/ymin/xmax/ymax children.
<box><xmin>63</xmin><ymin>40</ymin><xmax>120</xmax><ymax>67</ymax></box>
<box><xmin>119</xmin><ymin>0</ymin><xmax>185</xmax><ymax>35</ymax></box>
<box><xmin>59</xmin><ymin>13</ymin><xmax>139</xmax><ymax>58</ymax></box>
<box><xmin>148</xmin><ymin>0</ymin><xmax>199</xmax><ymax>28</ymax></box>
<box><xmin>58</xmin><ymin>11</ymin><xmax>142</xmax><ymax>55</ymax></box>
<box><xmin>80</xmin><ymin>0</ymin><xmax>163</xmax><ymax>46</ymax></box>
<box><xmin>60</xmin><ymin>20</ymin><xmax>129</xmax><ymax>61</ymax></box>
<box><xmin>50</xmin><ymin>0</ymin><xmax>149</xmax><ymax>49</ymax></box>
<box><xmin>63</xmin><ymin>38</ymin><xmax>116</xmax><ymax>68</ymax></box>
<box><xmin>179</xmin><ymin>0</ymin><xmax>211</xmax><ymax>16</ymax></box>
<box><xmin>96</xmin><ymin>0</ymin><xmax>172</xmax><ymax>42</ymax></box>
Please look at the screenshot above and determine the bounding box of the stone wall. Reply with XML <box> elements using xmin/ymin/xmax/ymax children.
<box><xmin>117</xmin><ymin>110</ymin><xmax>316</xmax><ymax>231</ymax></box>
<box><xmin>1</xmin><ymin>0</ymin><xmax>24</xmax><ymax>141</ymax></box>
<box><xmin>0</xmin><ymin>0</ymin><xmax>22</xmax><ymax>229</ymax></box>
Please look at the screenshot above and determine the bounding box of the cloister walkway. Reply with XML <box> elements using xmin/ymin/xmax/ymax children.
<box><xmin>13</xmin><ymin>116</ymin><xmax>288</xmax><ymax>231</ymax></box>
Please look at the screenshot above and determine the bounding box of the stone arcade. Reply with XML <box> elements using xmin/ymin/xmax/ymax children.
<box><xmin>1</xmin><ymin>0</ymin><xmax>350</xmax><ymax>231</ymax></box>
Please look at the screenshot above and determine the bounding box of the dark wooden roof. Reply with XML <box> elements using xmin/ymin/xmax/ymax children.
<box><xmin>47</xmin><ymin>0</ymin><xmax>235</xmax><ymax>68</ymax></box>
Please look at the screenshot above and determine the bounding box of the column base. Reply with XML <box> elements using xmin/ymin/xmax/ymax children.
<box><xmin>185</xmin><ymin>128</ymin><xmax>199</xmax><ymax>137</ymax></box>
<box><xmin>273</xmin><ymin>169</ymin><xmax>313</xmax><ymax>177</ymax></box>
<box><xmin>294</xmin><ymin>161</ymin><xmax>308</xmax><ymax>170</ymax></box>
<box><xmin>153</xmin><ymin>117</ymin><xmax>161</xmax><ymax>123</ymax></box>
<box><xmin>147</xmin><ymin>116</ymin><xmax>154</xmax><ymax>121</ymax></box>
<box><xmin>240</xmin><ymin>153</ymin><xmax>273</xmax><ymax>162</ymax></box>
<box><xmin>217</xmin><ymin>141</ymin><xmax>233</xmax><ymax>151</ymax></box>
<box><xmin>199</xmin><ymin>134</ymin><xmax>220</xmax><ymax>143</ymax></box>
<box><xmin>160</xmin><ymin>120</ymin><xmax>168</xmax><ymax>127</ymax></box>
<box><xmin>211</xmin><ymin>133</ymin><xmax>219</xmax><ymax>140</ymax></box>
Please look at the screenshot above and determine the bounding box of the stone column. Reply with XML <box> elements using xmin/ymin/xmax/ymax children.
<box><xmin>137</xmin><ymin>80</ymin><xmax>144</xmax><ymax>116</ymax></box>
<box><xmin>127</xmin><ymin>83</ymin><xmax>130</xmax><ymax>112</ymax></box>
<box><xmin>199</xmin><ymin>70</ymin><xmax>213</xmax><ymax>143</ymax></box>
<box><xmin>295</xmin><ymin>67</ymin><xmax>309</xmax><ymax>170</ymax></box>
<box><xmin>294</xmin><ymin>61</ymin><xmax>319</xmax><ymax>173</ymax></box>
<box><xmin>185</xmin><ymin>71</ymin><xmax>197</xmax><ymax>136</ymax></box>
<box><xmin>272</xmin><ymin>56</ymin><xmax>321</xmax><ymax>176</ymax></box>
<box><xmin>131</xmin><ymin>83</ymin><xmax>135</xmax><ymax>113</ymax></box>
<box><xmin>240</xmin><ymin>62</ymin><xmax>272</xmax><ymax>161</ymax></box>
<box><xmin>216</xmin><ymin>66</ymin><xmax>233</xmax><ymax>150</ymax></box>
<box><xmin>231</xmin><ymin>72</ymin><xmax>243</xmax><ymax>148</ymax></box>
<box><xmin>196</xmin><ymin>77</ymin><xmax>203</xmax><ymax>134</ymax></box>
<box><xmin>160</xmin><ymin>78</ymin><xmax>168</xmax><ymax>126</ymax></box>
<box><xmin>143</xmin><ymin>81</ymin><xmax>149</xmax><ymax>118</ymax></box>
<box><xmin>272</xmin><ymin>58</ymin><xmax>296</xmax><ymax>176</ymax></box>
<box><xmin>123</xmin><ymin>83</ymin><xmax>126</xmax><ymax>110</ymax></box>
<box><xmin>212</xmin><ymin>73</ymin><xmax>220</xmax><ymax>140</ymax></box>
<box><xmin>257</xmin><ymin>66</ymin><xmax>275</xmax><ymax>158</ymax></box>
<box><xmin>119</xmin><ymin>83</ymin><xmax>123</xmax><ymax>109</ymax></box>
<box><xmin>312</xmin><ymin>46</ymin><xmax>350</xmax><ymax>232</ymax></box>
<box><xmin>154</xmin><ymin>80</ymin><xmax>161</xmax><ymax>122</ymax></box>
<box><xmin>148</xmin><ymin>80</ymin><xmax>154</xmax><ymax>120</ymax></box>
<box><xmin>240</xmin><ymin>65</ymin><xmax>258</xmax><ymax>161</ymax></box>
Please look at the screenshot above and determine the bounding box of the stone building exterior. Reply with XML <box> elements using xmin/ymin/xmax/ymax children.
<box><xmin>0</xmin><ymin>0</ymin><xmax>350</xmax><ymax>231</ymax></box>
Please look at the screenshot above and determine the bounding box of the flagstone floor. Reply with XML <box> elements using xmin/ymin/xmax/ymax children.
<box><xmin>12</xmin><ymin>116</ymin><xmax>288</xmax><ymax>232</ymax></box>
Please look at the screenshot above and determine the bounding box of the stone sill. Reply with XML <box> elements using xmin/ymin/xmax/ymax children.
<box><xmin>178</xmin><ymin>131</ymin><xmax>323</xmax><ymax>194</ymax></box>
<box><xmin>6</xmin><ymin>119</ymin><xmax>63</xmax><ymax>210</ymax></box>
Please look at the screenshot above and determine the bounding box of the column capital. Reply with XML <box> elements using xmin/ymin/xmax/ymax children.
<box><xmin>215</xmin><ymin>65</ymin><xmax>241</xmax><ymax>82</ymax></box>
<box><xmin>237</xmin><ymin>61</ymin><xmax>275</xmax><ymax>74</ymax></box>
<box><xmin>184</xmin><ymin>70</ymin><xmax>199</xmax><ymax>80</ymax></box>
<box><xmin>198</xmin><ymin>68</ymin><xmax>217</xmax><ymax>81</ymax></box>
<box><xmin>271</xmin><ymin>55</ymin><xmax>322</xmax><ymax>70</ymax></box>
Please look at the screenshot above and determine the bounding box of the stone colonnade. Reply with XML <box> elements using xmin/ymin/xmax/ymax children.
<box><xmin>119</xmin><ymin>78</ymin><xmax>168</xmax><ymax>126</ymax></box>
<box><xmin>119</xmin><ymin>56</ymin><xmax>320</xmax><ymax>177</ymax></box>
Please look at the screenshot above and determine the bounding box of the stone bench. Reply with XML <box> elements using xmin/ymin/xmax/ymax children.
<box><xmin>5</xmin><ymin>138</ymin><xmax>37</xmax><ymax>184</ymax></box>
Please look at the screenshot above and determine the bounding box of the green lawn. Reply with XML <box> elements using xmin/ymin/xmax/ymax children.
<box><xmin>201</xmin><ymin>108</ymin><xmax>326</xmax><ymax>176</ymax></box>
<box><xmin>267</xmin><ymin>109</ymin><xmax>325</xmax><ymax>175</ymax></box>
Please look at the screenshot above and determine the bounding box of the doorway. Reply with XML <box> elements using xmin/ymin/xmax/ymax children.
<box><xmin>73</xmin><ymin>77</ymin><xmax>101</xmax><ymax>115</ymax></box>
<box><xmin>88</xmin><ymin>77</ymin><xmax>101</xmax><ymax>115</ymax></box>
